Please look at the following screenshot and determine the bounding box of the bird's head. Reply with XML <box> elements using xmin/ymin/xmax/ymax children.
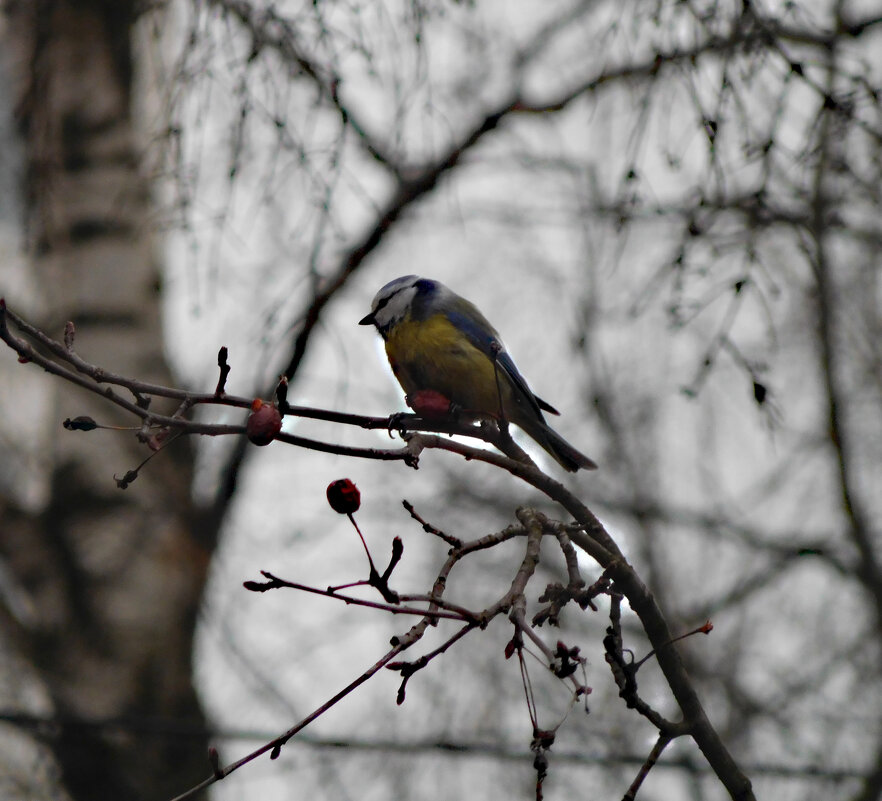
<box><xmin>359</xmin><ymin>275</ymin><xmax>439</xmax><ymax>335</ymax></box>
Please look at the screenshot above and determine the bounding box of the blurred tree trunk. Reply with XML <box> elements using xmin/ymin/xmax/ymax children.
<box><xmin>0</xmin><ymin>2</ymin><xmax>212</xmax><ymax>799</ymax></box>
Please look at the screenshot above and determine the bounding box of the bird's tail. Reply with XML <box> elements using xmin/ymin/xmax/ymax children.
<box><xmin>525</xmin><ymin>419</ymin><xmax>598</xmax><ymax>473</ymax></box>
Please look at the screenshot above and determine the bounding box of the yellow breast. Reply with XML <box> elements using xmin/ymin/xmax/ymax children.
<box><xmin>385</xmin><ymin>314</ymin><xmax>514</xmax><ymax>417</ymax></box>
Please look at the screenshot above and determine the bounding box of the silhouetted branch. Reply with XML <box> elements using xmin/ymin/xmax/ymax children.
<box><xmin>0</xmin><ymin>303</ymin><xmax>755</xmax><ymax>800</ymax></box>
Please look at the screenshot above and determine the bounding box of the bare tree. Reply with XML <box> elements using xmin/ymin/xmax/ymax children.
<box><xmin>0</xmin><ymin>2</ymin><xmax>211</xmax><ymax>799</ymax></box>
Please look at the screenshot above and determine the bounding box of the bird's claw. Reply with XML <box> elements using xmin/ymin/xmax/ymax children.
<box><xmin>387</xmin><ymin>411</ymin><xmax>411</xmax><ymax>438</ymax></box>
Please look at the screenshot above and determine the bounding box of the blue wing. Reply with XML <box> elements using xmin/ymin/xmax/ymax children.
<box><xmin>445</xmin><ymin>307</ymin><xmax>557</xmax><ymax>420</ymax></box>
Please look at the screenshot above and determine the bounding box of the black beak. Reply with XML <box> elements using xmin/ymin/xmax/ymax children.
<box><xmin>358</xmin><ymin>313</ymin><xmax>375</xmax><ymax>326</ymax></box>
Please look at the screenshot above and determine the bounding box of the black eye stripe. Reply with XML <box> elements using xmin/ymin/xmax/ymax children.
<box><xmin>374</xmin><ymin>283</ymin><xmax>415</xmax><ymax>313</ymax></box>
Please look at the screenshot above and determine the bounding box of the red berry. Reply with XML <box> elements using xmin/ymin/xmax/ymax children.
<box><xmin>246</xmin><ymin>398</ymin><xmax>282</xmax><ymax>446</ymax></box>
<box><xmin>326</xmin><ymin>478</ymin><xmax>361</xmax><ymax>514</ymax></box>
<box><xmin>406</xmin><ymin>389</ymin><xmax>452</xmax><ymax>418</ymax></box>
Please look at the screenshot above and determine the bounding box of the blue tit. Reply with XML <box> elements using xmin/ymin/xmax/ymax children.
<box><xmin>359</xmin><ymin>275</ymin><xmax>597</xmax><ymax>472</ymax></box>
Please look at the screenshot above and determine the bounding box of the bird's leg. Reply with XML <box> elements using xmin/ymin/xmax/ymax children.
<box><xmin>387</xmin><ymin>410</ymin><xmax>416</xmax><ymax>438</ymax></box>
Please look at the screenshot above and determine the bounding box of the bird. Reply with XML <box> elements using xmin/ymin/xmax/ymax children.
<box><xmin>359</xmin><ymin>275</ymin><xmax>597</xmax><ymax>472</ymax></box>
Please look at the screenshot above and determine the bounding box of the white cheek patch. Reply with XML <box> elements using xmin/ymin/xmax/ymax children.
<box><xmin>374</xmin><ymin>285</ymin><xmax>418</xmax><ymax>328</ymax></box>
